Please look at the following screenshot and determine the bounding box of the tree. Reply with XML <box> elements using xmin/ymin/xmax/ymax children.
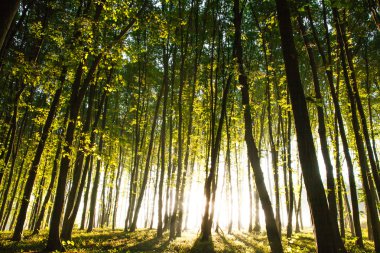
<box><xmin>0</xmin><ymin>0</ymin><xmax>20</xmax><ymax>50</ymax></box>
<box><xmin>234</xmin><ymin>0</ymin><xmax>283</xmax><ymax>252</ymax></box>
<box><xmin>12</xmin><ymin>69</ymin><xmax>66</xmax><ymax>241</ymax></box>
<box><xmin>274</xmin><ymin>0</ymin><xmax>346</xmax><ymax>251</ymax></box>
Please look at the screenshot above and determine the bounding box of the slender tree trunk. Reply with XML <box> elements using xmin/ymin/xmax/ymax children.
<box><xmin>112</xmin><ymin>146</ymin><xmax>124</xmax><ymax>231</ymax></box>
<box><xmin>342</xmin><ymin>178</ymin><xmax>354</xmax><ymax>236</ymax></box>
<box><xmin>177</xmin><ymin>46</ymin><xmax>197</xmax><ymax>237</ymax></box>
<box><xmin>149</xmin><ymin>148</ymin><xmax>160</xmax><ymax>229</ymax></box>
<box><xmin>334</xmin><ymin>8</ymin><xmax>380</xmax><ymax>251</ymax></box>
<box><xmin>125</xmin><ymin>53</ymin><xmax>146</xmax><ymax>230</ymax></box>
<box><xmin>60</xmin><ymin>84</ymin><xmax>98</xmax><ymax>239</ymax></box>
<box><xmin>0</xmin><ymin>0</ymin><xmax>20</xmax><ymax>50</ymax></box>
<box><xmin>100</xmin><ymin>163</ymin><xmax>109</xmax><ymax>228</ymax></box>
<box><xmin>306</xmin><ymin>4</ymin><xmax>364</xmax><ymax>245</ymax></box>
<box><xmin>129</xmin><ymin>67</ymin><xmax>165</xmax><ymax>232</ymax></box>
<box><xmin>0</xmin><ymin>107</ymin><xmax>27</xmax><ymax>223</ymax></box>
<box><xmin>29</xmin><ymin>163</ymin><xmax>47</xmax><ymax>231</ymax></box>
<box><xmin>365</xmin><ymin>44</ymin><xmax>380</xmax><ymax>175</ymax></box>
<box><xmin>235</xmin><ymin>144</ymin><xmax>242</xmax><ymax>231</ymax></box>
<box><xmin>295</xmin><ymin>173</ymin><xmax>302</xmax><ymax>233</ymax></box>
<box><xmin>170</xmin><ymin>13</ymin><xmax>189</xmax><ymax>238</ymax></box>
<box><xmin>286</xmin><ymin>109</ymin><xmax>293</xmax><ymax>238</ymax></box>
<box><xmin>234</xmin><ymin>2</ymin><xmax>283</xmax><ymax>252</ymax></box>
<box><xmin>1</xmin><ymin>141</ymin><xmax>30</xmax><ymax>231</ymax></box>
<box><xmin>261</xmin><ymin>33</ymin><xmax>281</xmax><ymax>233</ymax></box>
<box><xmin>157</xmin><ymin>38</ymin><xmax>170</xmax><ymax>238</ymax></box>
<box><xmin>163</xmin><ymin>63</ymin><xmax>175</xmax><ymax>231</ymax></box>
<box><xmin>12</xmin><ymin>73</ymin><xmax>66</xmax><ymax>241</ymax></box>
<box><xmin>46</xmin><ymin>52</ymin><xmax>102</xmax><ymax>251</ymax></box>
<box><xmin>248</xmin><ymin>150</ymin><xmax>253</xmax><ymax>233</ymax></box>
<box><xmin>334</xmin><ymin>118</ymin><xmax>345</xmax><ymax>238</ymax></box>
<box><xmin>339</xmin><ymin>11</ymin><xmax>380</xmax><ymax>197</ymax></box>
<box><xmin>297</xmin><ymin>13</ymin><xmax>342</xmax><ymax>247</ymax></box>
<box><xmin>170</xmin><ymin>72</ymin><xmax>184</xmax><ymax>239</ymax></box>
<box><xmin>32</xmin><ymin>114</ymin><xmax>66</xmax><ymax>235</ymax></box>
<box><xmin>87</xmin><ymin>97</ymin><xmax>108</xmax><ymax>232</ymax></box>
<box><xmin>254</xmin><ymin>108</ymin><xmax>265</xmax><ymax>234</ymax></box>
<box><xmin>226</xmin><ymin>118</ymin><xmax>233</xmax><ymax>234</ymax></box>
<box><xmin>61</xmin><ymin>82</ymin><xmax>98</xmax><ymax>238</ymax></box>
<box><xmin>80</xmin><ymin>155</ymin><xmax>93</xmax><ymax>230</ymax></box>
<box><xmin>200</xmin><ymin>74</ymin><xmax>231</xmax><ymax>241</ymax></box>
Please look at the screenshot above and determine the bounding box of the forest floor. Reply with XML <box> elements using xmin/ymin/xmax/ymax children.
<box><xmin>0</xmin><ymin>228</ymin><xmax>375</xmax><ymax>253</ymax></box>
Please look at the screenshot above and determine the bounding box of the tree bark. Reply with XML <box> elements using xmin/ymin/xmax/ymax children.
<box><xmin>200</xmin><ymin>74</ymin><xmax>231</xmax><ymax>241</ymax></box>
<box><xmin>0</xmin><ymin>0</ymin><xmax>20</xmax><ymax>50</ymax></box>
<box><xmin>297</xmin><ymin>13</ymin><xmax>342</xmax><ymax>247</ymax></box>
<box><xmin>235</xmin><ymin>1</ymin><xmax>283</xmax><ymax>252</ymax></box>
<box><xmin>333</xmin><ymin>8</ymin><xmax>380</xmax><ymax>251</ymax></box>
<box><xmin>157</xmin><ymin>35</ymin><xmax>170</xmax><ymax>238</ymax></box>
<box><xmin>112</xmin><ymin>146</ymin><xmax>124</xmax><ymax>231</ymax></box>
<box><xmin>306</xmin><ymin>3</ymin><xmax>363</xmax><ymax>245</ymax></box>
<box><xmin>87</xmin><ymin>96</ymin><xmax>108</xmax><ymax>232</ymax></box>
<box><xmin>46</xmin><ymin>54</ymin><xmax>101</xmax><ymax>251</ymax></box>
<box><xmin>12</xmin><ymin>70</ymin><xmax>66</xmax><ymax>241</ymax></box>
<box><xmin>129</xmin><ymin>76</ymin><xmax>164</xmax><ymax>233</ymax></box>
<box><xmin>80</xmin><ymin>155</ymin><xmax>93</xmax><ymax>230</ymax></box>
<box><xmin>32</xmin><ymin>111</ymin><xmax>67</xmax><ymax>235</ymax></box>
<box><xmin>61</xmin><ymin>82</ymin><xmax>97</xmax><ymax>238</ymax></box>
<box><xmin>275</xmin><ymin>0</ymin><xmax>346</xmax><ymax>252</ymax></box>
<box><xmin>286</xmin><ymin>109</ymin><xmax>293</xmax><ymax>238</ymax></box>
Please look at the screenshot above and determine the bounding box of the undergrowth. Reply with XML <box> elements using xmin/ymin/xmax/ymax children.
<box><xmin>0</xmin><ymin>229</ymin><xmax>375</xmax><ymax>252</ymax></box>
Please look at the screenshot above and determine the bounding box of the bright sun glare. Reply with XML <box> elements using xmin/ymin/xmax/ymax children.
<box><xmin>98</xmin><ymin>145</ymin><xmax>312</xmax><ymax>232</ymax></box>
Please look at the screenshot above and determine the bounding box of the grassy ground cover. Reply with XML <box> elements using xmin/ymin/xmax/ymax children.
<box><xmin>0</xmin><ymin>229</ymin><xmax>375</xmax><ymax>252</ymax></box>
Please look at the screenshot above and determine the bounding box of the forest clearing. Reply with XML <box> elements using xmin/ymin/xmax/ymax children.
<box><xmin>0</xmin><ymin>0</ymin><xmax>379</xmax><ymax>252</ymax></box>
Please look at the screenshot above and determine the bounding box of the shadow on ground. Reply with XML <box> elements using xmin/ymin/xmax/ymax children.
<box><xmin>0</xmin><ymin>228</ymin><xmax>375</xmax><ymax>252</ymax></box>
<box><xmin>189</xmin><ymin>237</ymin><xmax>215</xmax><ymax>253</ymax></box>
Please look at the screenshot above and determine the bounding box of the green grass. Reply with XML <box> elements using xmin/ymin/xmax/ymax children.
<box><xmin>0</xmin><ymin>229</ymin><xmax>375</xmax><ymax>252</ymax></box>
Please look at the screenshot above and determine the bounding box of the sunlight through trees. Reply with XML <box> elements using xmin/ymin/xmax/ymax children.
<box><xmin>0</xmin><ymin>0</ymin><xmax>379</xmax><ymax>252</ymax></box>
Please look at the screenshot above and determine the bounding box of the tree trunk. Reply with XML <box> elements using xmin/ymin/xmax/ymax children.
<box><xmin>307</xmin><ymin>3</ymin><xmax>364</xmax><ymax>245</ymax></box>
<box><xmin>129</xmin><ymin>68</ymin><xmax>164</xmax><ymax>232</ymax></box>
<box><xmin>248</xmin><ymin>150</ymin><xmax>253</xmax><ymax>233</ymax></box>
<box><xmin>100</xmin><ymin>163</ymin><xmax>109</xmax><ymax>228</ymax></box>
<box><xmin>334</xmin><ymin>8</ymin><xmax>380</xmax><ymax>251</ymax></box>
<box><xmin>46</xmin><ymin>52</ymin><xmax>102</xmax><ymax>251</ymax></box>
<box><xmin>286</xmin><ymin>109</ymin><xmax>293</xmax><ymax>238</ymax></box>
<box><xmin>61</xmin><ymin>82</ymin><xmax>97</xmax><ymax>238</ymax></box>
<box><xmin>87</xmin><ymin>96</ymin><xmax>108</xmax><ymax>232</ymax></box>
<box><xmin>112</xmin><ymin>146</ymin><xmax>124</xmax><ymax>231</ymax></box>
<box><xmin>0</xmin><ymin>106</ymin><xmax>28</xmax><ymax>223</ymax></box>
<box><xmin>32</xmin><ymin>111</ymin><xmax>67</xmax><ymax>235</ymax></box>
<box><xmin>29</xmin><ymin>163</ymin><xmax>47</xmax><ymax>231</ymax></box>
<box><xmin>200</xmin><ymin>74</ymin><xmax>231</xmax><ymax>241</ymax></box>
<box><xmin>170</xmin><ymin>13</ymin><xmax>189</xmax><ymax>238</ymax></box>
<box><xmin>234</xmin><ymin>1</ymin><xmax>283</xmax><ymax>252</ymax></box>
<box><xmin>80</xmin><ymin>155</ymin><xmax>93</xmax><ymax>230</ymax></box>
<box><xmin>0</xmin><ymin>0</ymin><xmax>20</xmax><ymax>50</ymax></box>
<box><xmin>226</xmin><ymin>117</ymin><xmax>233</xmax><ymax>234</ymax></box>
<box><xmin>12</xmin><ymin>72</ymin><xmax>66</xmax><ymax>241</ymax></box>
<box><xmin>275</xmin><ymin>0</ymin><xmax>345</xmax><ymax>252</ymax></box>
<box><xmin>295</xmin><ymin>173</ymin><xmax>302</xmax><ymax>233</ymax></box>
<box><xmin>1</xmin><ymin>141</ymin><xmax>29</xmax><ymax>231</ymax></box>
<box><xmin>334</xmin><ymin>118</ymin><xmax>345</xmax><ymax>238</ymax></box>
<box><xmin>365</xmin><ymin>43</ymin><xmax>380</xmax><ymax>177</ymax></box>
<box><xmin>157</xmin><ymin>38</ymin><xmax>170</xmax><ymax>238</ymax></box>
<box><xmin>339</xmin><ymin>10</ymin><xmax>380</xmax><ymax>198</ymax></box>
<box><xmin>177</xmin><ymin>43</ymin><xmax>197</xmax><ymax>237</ymax></box>
<box><xmin>297</xmin><ymin>13</ymin><xmax>342</xmax><ymax>247</ymax></box>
